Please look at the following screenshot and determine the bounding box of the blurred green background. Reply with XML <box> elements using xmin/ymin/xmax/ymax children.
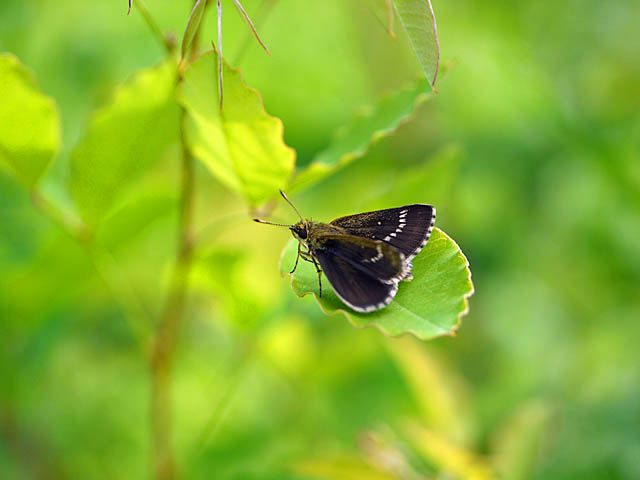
<box><xmin>1</xmin><ymin>0</ymin><xmax>639</xmax><ymax>479</ymax></box>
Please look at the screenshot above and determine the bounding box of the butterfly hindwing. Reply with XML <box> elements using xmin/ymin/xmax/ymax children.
<box><xmin>330</xmin><ymin>204</ymin><xmax>435</xmax><ymax>259</ymax></box>
<box><xmin>314</xmin><ymin>250</ymin><xmax>398</xmax><ymax>312</ymax></box>
<box><xmin>314</xmin><ymin>233</ymin><xmax>408</xmax><ymax>284</ymax></box>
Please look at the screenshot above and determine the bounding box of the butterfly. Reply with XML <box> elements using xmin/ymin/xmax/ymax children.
<box><xmin>255</xmin><ymin>191</ymin><xmax>436</xmax><ymax>313</ymax></box>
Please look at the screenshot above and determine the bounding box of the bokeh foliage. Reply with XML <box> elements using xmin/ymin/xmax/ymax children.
<box><xmin>1</xmin><ymin>0</ymin><xmax>639</xmax><ymax>479</ymax></box>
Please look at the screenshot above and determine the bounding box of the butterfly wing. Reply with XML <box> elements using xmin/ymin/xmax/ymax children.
<box><xmin>315</xmin><ymin>233</ymin><xmax>408</xmax><ymax>284</ymax></box>
<box><xmin>314</xmin><ymin>250</ymin><xmax>398</xmax><ymax>312</ymax></box>
<box><xmin>330</xmin><ymin>204</ymin><xmax>435</xmax><ymax>260</ymax></box>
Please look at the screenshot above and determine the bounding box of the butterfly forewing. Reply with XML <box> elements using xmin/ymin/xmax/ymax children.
<box><xmin>315</xmin><ymin>234</ymin><xmax>407</xmax><ymax>284</ymax></box>
<box><xmin>330</xmin><ymin>204</ymin><xmax>435</xmax><ymax>259</ymax></box>
<box><xmin>314</xmin><ymin>251</ymin><xmax>398</xmax><ymax>312</ymax></box>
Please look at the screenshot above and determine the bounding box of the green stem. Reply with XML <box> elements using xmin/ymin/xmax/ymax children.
<box><xmin>150</xmin><ymin>107</ymin><xmax>195</xmax><ymax>480</ymax></box>
<box><xmin>149</xmin><ymin>0</ymin><xmax>206</xmax><ymax>474</ymax></box>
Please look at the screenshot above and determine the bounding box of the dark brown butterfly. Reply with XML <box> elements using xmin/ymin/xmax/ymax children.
<box><xmin>255</xmin><ymin>191</ymin><xmax>436</xmax><ymax>312</ymax></box>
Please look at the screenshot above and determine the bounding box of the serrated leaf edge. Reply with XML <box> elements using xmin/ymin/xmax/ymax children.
<box><xmin>179</xmin><ymin>50</ymin><xmax>296</xmax><ymax>204</ymax></box>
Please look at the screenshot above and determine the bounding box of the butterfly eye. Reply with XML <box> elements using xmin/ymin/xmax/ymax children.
<box><xmin>298</xmin><ymin>226</ymin><xmax>307</xmax><ymax>239</ymax></box>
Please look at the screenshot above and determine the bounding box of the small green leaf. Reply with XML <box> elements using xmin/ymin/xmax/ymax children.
<box><xmin>290</xmin><ymin>79</ymin><xmax>433</xmax><ymax>192</ymax></box>
<box><xmin>69</xmin><ymin>59</ymin><xmax>179</xmax><ymax>227</ymax></box>
<box><xmin>181</xmin><ymin>0</ymin><xmax>206</xmax><ymax>59</ymax></box>
<box><xmin>393</xmin><ymin>0</ymin><xmax>440</xmax><ymax>87</ymax></box>
<box><xmin>279</xmin><ymin>228</ymin><xmax>473</xmax><ymax>340</ymax></box>
<box><xmin>0</xmin><ymin>53</ymin><xmax>61</xmax><ymax>187</ymax></box>
<box><xmin>178</xmin><ymin>51</ymin><xmax>295</xmax><ymax>206</ymax></box>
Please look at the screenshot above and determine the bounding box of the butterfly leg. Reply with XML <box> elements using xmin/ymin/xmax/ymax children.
<box><xmin>310</xmin><ymin>255</ymin><xmax>323</xmax><ymax>297</ymax></box>
<box><xmin>290</xmin><ymin>242</ymin><xmax>302</xmax><ymax>274</ymax></box>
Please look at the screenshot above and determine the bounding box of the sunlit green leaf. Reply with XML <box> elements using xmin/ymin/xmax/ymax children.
<box><xmin>290</xmin><ymin>79</ymin><xmax>433</xmax><ymax>192</ymax></box>
<box><xmin>393</xmin><ymin>0</ymin><xmax>440</xmax><ymax>87</ymax></box>
<box><xmin>181</xmin><ymin>0</ymin><xmax>206</xmax><ymax>59</ymax></box>
<box><xmin>69</xmin><ymin>59</ymin><xmax>179</xmax><ymax>227</ymax></box>
<box><xmin>279</xmin><ymin>228</ymin><xmax>473</xmax><ymax>340</ymax></box>
<box><xmin>0</xmin><ymin>53</ymin><xmax>61</xmax><ymax>187</ymax></box>
<box><xmin>178</xmin><ymin>51</ymin><xmax>295</xmax><ymax>207</ymax></box>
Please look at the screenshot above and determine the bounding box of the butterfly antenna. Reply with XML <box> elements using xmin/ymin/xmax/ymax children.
<box><xmin>253</xmin><ymin>218</ymin><xmax>292</xmax><ymax>227</ymax></box>
<box><xmin>279</xmin><ymin>190</ymin><xmax>304</xmax><ymax>222</ymax></box>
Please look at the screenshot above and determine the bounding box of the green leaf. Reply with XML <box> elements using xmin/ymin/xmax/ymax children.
<box><xmin>69</xmin><ymin>59</ymin><xmax>179</xmax><ymax>227</ymax></box>
<box><xmin>0</xmin><ymin>53</ymin><xmax>61</xmax><ymax>187</ymax></box>
<box><xmin>289</xmin><ymin>79</ymin><xmax>433</xmax><ymax>192</ymax></box>
<box><xmin>279</xmin><ymin>228</ymin><xmax>473</xmax><ymax>340</ymax></box>
<box><xmin>181</xmin><ymin>0</ymin><xmax>206</xmax><ymax>59</ymax></box>
<box><xmin>178</xmin><ymin>51</ymin><xmax>295</xmax><ymax>207</ymax></box>
<box><xmin>393</xmin><ymin>0</ymin><xmax>440</xmax><ymax>87</ymax></box>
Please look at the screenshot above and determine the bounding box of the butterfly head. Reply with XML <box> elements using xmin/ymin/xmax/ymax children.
<box><xmin>290</xmin><ymin>221</ymin><xmax>308</xmax><ymax>241</ymax></box>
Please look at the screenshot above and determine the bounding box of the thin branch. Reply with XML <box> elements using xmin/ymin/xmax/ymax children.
<box><xmin>149</xmin><ymin>1</ymin><xmax>204</xmax><ymax>476</ymax></box>
<box><xmin>233</xmin><ymin>0</ymin><xmax>278</xmax><ymax>64</ymax></box>
<box><xmin>233</xmin><ymin>0</ymin><xmax>272</xmax><ymax>55</ymax></box>
<box><xmin>217</xmin><ymin>0</ymin><xmax>224</xmax><ymax>110</ymax></box>
<box><xmin>150</xmin><ymin>105</ymin><xmax>196</xmax><ymax>480</ymax></box>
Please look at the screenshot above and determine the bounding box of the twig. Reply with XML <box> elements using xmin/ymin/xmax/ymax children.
<box><xmin>233</xmin><ymin>0</ymin><xmax>278</xmax><ymax>64</ymax></box>
<box><xmin>149</xmin><ymin>1</ymin><xmax>204</xmax><ymax>476</ymax></box>
<box><xmin>233</xmin><ymin>0</ymin><xmax>272</xmax><ymax>55</ymax></box>
<box><xmin>217</xmin><ymin>0</ymin><xmax>223</xmax><ymax>110</ymax></box>
<box><xmin>150</xmin><ymin>106</ymin><xmax>196</xmax><ymax>480</ymax></box>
